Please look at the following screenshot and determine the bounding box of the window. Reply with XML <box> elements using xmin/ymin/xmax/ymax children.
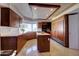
<box><xmin>20</xmin><ymin>23</ymin><xmax>37</xmax><ymax>33</ymax></box>
<box><xmin>32</xmin><ymin>24</ymin><xmax>37</xmax><ymax>31</ymax></box>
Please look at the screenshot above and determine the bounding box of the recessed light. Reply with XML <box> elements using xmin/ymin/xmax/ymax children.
<box><xmin>50</xmin><ymin>9</ymin><xmax>53</xmax><ymax>11</ymax></box>
<box><xmin>34</xmin><ymin>7</ymin><xmax>37</xmax><ymax>10</ymax></box>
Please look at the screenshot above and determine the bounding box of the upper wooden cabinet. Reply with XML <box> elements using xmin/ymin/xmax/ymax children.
<box><xmin>38</xmin><ymin>22</ymin><xmax>51</xmax><ymax>33</ymax></box>
<box><xmin>1</xmin><ymin>8</ymin><xmax>10</xmax><ymax>26</ymax></box>
<box><xmin>1</xmin><ymin>8</ymin><xmax>21</xmax><ymax>27</ymax></box>
<box><xmin>1</xmin><ymin>37</ymin><xmax>17</xmax><ymax>50</ymax></box>
<box><xmin>10</xmin><ymin>9</ymin><xmax>21</xmax><ymax>27</ymax></box>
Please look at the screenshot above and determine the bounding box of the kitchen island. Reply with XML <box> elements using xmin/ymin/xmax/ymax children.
<box><xmin>37</xmin><ymin>32</ymin><xmax>50</xmax><ymax>52</ymax></box>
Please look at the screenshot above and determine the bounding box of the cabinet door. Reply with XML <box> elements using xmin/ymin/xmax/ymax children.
<box><xmin>1</xmin><ymin>8</ymin><xmax>10</xmax><ymax>26</ymax></box>
<box><xmin>37</xmin><ymin>35</ymin><xmax>50</xmax><ymax>52</ymax></box>
<box><xmin>10</xmin><ymin>10</ymin><xmax>20</xmax><ymax>27</ymax></box>
<box><xmin>1</xmin><ymin>37</ymin><xmax>17</xmax><ymax>50</ymax></box>
<box><xmin>1</xmin><ymin>8</ymin><xmax>21</xmax><ymax>27</ymax></box>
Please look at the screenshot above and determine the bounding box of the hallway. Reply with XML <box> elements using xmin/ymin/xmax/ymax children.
<box><xmin>17</xmin><ymin>39</ymin><xmax>79</xmax><ymax>56</ymax></box>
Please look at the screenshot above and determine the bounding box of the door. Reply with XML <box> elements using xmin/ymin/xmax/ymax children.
<box><xmin>69</xmin><ymin>13</ymin><xmax>79</xmax><ymax>49</ymax></box>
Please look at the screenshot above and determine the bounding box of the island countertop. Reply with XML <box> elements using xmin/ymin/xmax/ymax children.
<box><xmin>37</xmin><ymin>32</ymin><xmax>50</xmax><ymax>36</ymax></box>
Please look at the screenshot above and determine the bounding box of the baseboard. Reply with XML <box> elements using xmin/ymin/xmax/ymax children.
<box><xmin>51</xmin><ymin>37</ymin><xmax>64</xmax><ymax>46</ymax></box>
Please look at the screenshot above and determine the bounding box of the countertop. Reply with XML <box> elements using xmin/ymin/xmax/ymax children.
<box><xmin>0</xmin><ymin>32</ymin><xmax>50</xmax><ymax>37</ymax></box>
<box><xmin>37</xmin><ymin>32</ymin><xmax>50</xmax><ymax>36</ymax></box>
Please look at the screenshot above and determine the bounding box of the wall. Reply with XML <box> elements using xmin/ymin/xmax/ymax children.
<box><xmin>69</xmin><ymin>13</ymin><xmax>79</xmax><ymax>49</ymax></box>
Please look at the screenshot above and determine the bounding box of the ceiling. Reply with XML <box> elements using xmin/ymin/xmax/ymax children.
<box><xmin>11</xmin><ymin>3</ymin><xmax>74</xmax><ymax>22</ymax></box>
<box><xmin>30</xmin><ymin>6</ymin><xmax>57</xmax><ymax>19</ymax></box>
<box><xmin>0</xmin><ymin>3</ymin><xmax>76</xmax><ymax>23</ymax></box>
<box><xmin>29</xmin><ymin>3</ymin><xmax>60</xmax><ymax>20</ymax></box>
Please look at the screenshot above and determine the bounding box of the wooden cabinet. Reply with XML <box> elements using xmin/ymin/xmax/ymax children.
<box><xmin>17</xmin><ymin>32</ymin><xmax>36</xmax><ymax>54</ymax></box>
<box><xmin>38</xmin><ymin>22</ymin><xmax>42</xmax><ymax>28</ymax></box>
<box><xmin>1</xmin><ymin>8</ymin><xmax>21</xmax><ymax>27</ymax></box>
<box><xmin>17</xmin><ymin>35</ymin><xmax>27</xmax><ymax>54</ymax></box>
<box><xmin>10</xmin><ymin>9</ymin><xmax>21</xmax><ymax>27</ymax></box>
<box><xmin>0</xmin><ymin>32</ymin><xmax>36</xmax><ymax>54</ymax></box>
<box><xmin>1</xmin><ymin>8</ymin><xmax>10</xmax><ymax>26</ymax></box>
<box><xmin>51</xmin><ymin>16</ymin><xmax>69</xmax><ymax>47</ymax></box>
<box><xmin>1</xmin><ymin>37</ymin><xmax>17</xmax><ymax>50</ymax></box>
<box><xmin>38</xmin><ymin>22</ymin><xmax>51</xmax><ymax>33</ymax></box>
<box><xmin>37</xmin><ymin>33</ymin><xmax>50</xmax><ymax>52</ymax></box>
<box><xmin>52</xmin><ymin>19</ymin><xmax>65</xmax><ymax>41</ymax></box>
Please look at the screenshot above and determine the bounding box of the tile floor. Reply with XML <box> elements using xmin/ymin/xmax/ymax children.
<box><xmin>17</xmin><ymin>39</ymin><xmax>79</xmax><ymax>56</ymax></box>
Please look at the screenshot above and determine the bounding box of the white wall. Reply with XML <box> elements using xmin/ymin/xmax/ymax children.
<box><xmin>69</xmin><ymin>13</ymin><xmax>79</xmax><ymax>49</ymax></box>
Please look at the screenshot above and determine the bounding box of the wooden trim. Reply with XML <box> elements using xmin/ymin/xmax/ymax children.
<box><xmin>29</xmin><ymin>3</ymin><xmax>60</xmax><ymax>8</ymax></box>
<box><xmin>67</xmin><ymin>12</ymin><xmax>78</xmax><ymax>15</ymax></box>
<box><xmin>29</xmin><ymin>3</ymin><xmax>60</xmax><ymax>20</ymax></box>
<box><xmin>64</xmin><ymin>15</ymin><xmax>69</xmax><ymax>48</ymax></box>
<box><xmin>46</xmin><ymin>7</ymin><xmax>60</xmax><ymax>19</ymax></box>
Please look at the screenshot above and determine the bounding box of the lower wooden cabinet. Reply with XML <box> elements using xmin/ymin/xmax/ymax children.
<box><xmin>17</xmin><ymin>32</ymin><xmax>36</xmax><ymax>54</ymax></box>
<box><xmin>17</xmin><ymin>35</ymin><xmax>27</xmax><ymax>54</ymax></box>
<box><xmin>1</xmin><ymin>37</ymin><xmax>17</xmax><ymax>50</ymax></box>
<box><xmin>1</xmin><ymin>32</ymin><xmax>36</xmax><ymax>54</ymax></box>
<box><xmin>1</xmin><ymin>36</ymin><xmax>26</xmax><ymax>54</ymax></box>
<box><xmin>37</xmin><ymin>34</ymin><xmax>50</xmax><ymax>52</ymax></box>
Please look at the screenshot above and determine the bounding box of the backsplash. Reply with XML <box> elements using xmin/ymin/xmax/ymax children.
<box><xmin>0</xmin><ymin>26</ymin><xmax>19</xmax><ymax>36</ymax></box>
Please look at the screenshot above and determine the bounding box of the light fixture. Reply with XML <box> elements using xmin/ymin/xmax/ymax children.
<box><xmin>50</xmin><ymin>9</ymin><xmax>53</xmax><ymax>11</ymax></box>
<box><xmin>34</xmin><ymin>7</ymin><xmax>37</xmax><ymax>10</ymax></box>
